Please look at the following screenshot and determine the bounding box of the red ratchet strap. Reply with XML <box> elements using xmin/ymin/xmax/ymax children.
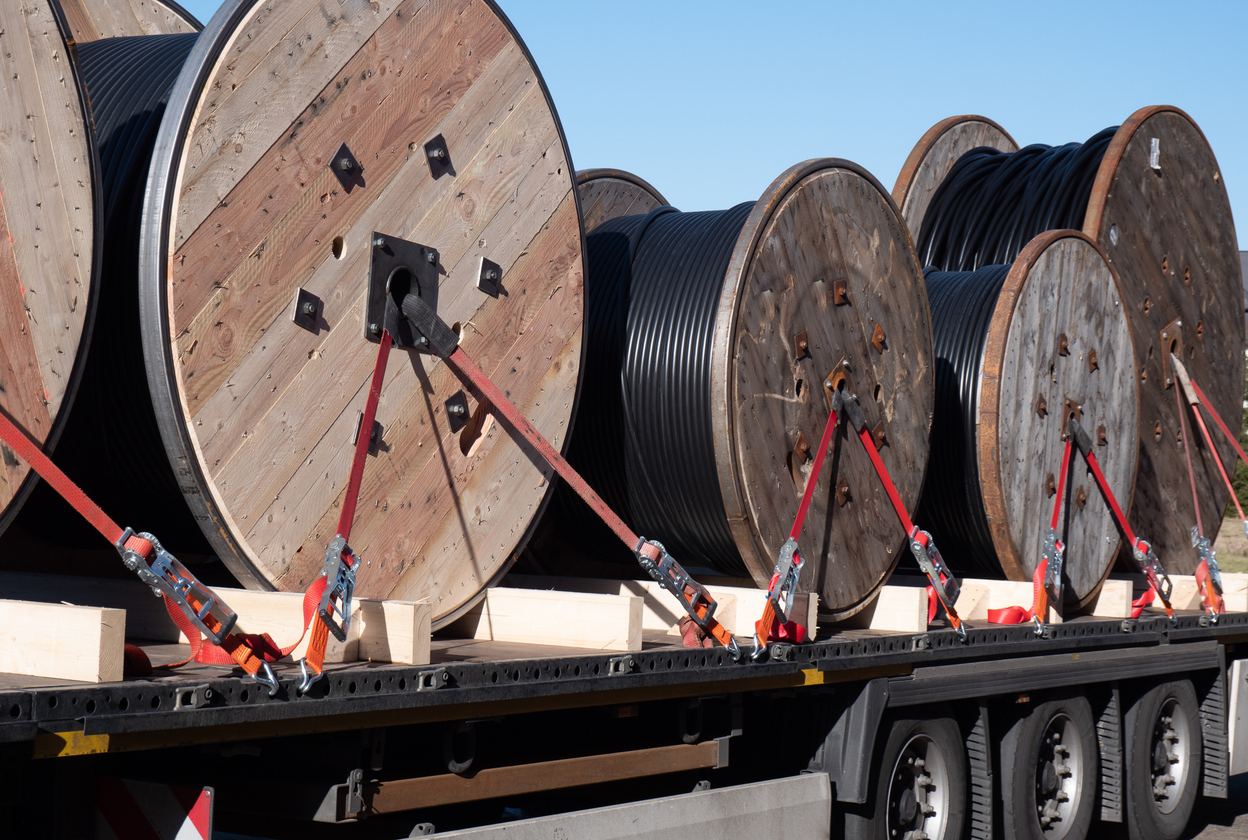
<box><xmin>0</xmin><ymin>408</ymin><xmax>280</xmax><ymax>693</ymax></box>
<box><xmin>1171</xmin><ymin>354</ymin><xmax>1230</xmax><ymax>617</ymax></box>
<box><xmin>835</xmin><ymin>389</ymin><xmax>966</xmax><ymax>640</ymax></box>
<box><xmin>986</xmin><ymin>438</ymin><xmax>1071</xmax><ymax>632</ymax></box>
<box><xmin>297</xmin><ymin>330</ymin><xmax>393</xmax><ymax>692</ymax></box>
<box><xmin>1061</xmin><ymin>419</ymin><xmax>1175</xmax><ymax>621</ymax></box>
<box><xmin>393</xmin><ymin>292</ymin><xmax>739</xmax><ymax>659</ymax></box>
<box><xmin>752</xmin><ymin>394</ymin><xmax>839</xmax><ymax>654</ymax></box>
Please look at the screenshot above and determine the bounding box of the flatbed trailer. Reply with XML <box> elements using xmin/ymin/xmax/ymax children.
<box><xmin>2</xmin><ymin>599</ymin><xmax>1244</xmax><ymax>839</ymax></box>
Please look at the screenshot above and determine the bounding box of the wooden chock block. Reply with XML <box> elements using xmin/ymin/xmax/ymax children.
<box><xmin>450</xmin><ymin>588</ymin><xmax>643</xmax><ymax>651</ymax></box>
<box><xmin>1078</xmin><ymin>579</ymin><xmax>1134</xmax><ymax>618</ymax></box>
<box><xmin>1219</xmin><ymin>573</ymin><xmax>1248</xmax><ymax>613</ymax></box>
<box><xmin>358</xmin><ymin>599</ymin><xmax>431</xmax><ymax>665</ymax></box>
<box><xmin>0</xmin><ymin>600</ymin><xmax>125</xmax><ymax>683</ymax></box>
<box><xmin>954</xmin><ymin>579</ymin><xmax>1061</xmax><ymax>625</ymax></box>
<box><xmin>835</xmin><ymin>586</ymin><xmax>928</xmax><ymax>633</ymax></box>
<box><xmin>1112</xmin><ymin>573</ymin><xmax>1201</xmax><ymax>611</ymax></box>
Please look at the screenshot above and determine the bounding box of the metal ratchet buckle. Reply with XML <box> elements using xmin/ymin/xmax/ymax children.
<box><xmin>752</xmin><ymin>538</ymin><xmax>803</xmax><ymax>660</ymax></box>
<box><xmin>1132</xmin><ymin>538</ymin><xmax>1176</xmax><ymax>622</ymax></box>
<box><xmin>1036</xmin><ymin>528</ymin><xmax>1065</xmax><ymax>636</ymax></box>
<box><xmin>317</xmin><ymin>534</ymin><xmax>357</xmax><ymax>643</ymax></box>
<box><xmin>115</xmin><ymin>527</ymin><xmax>238</xmax><ymax>645</ymax></box>
<box><xmin>908</xmin><ymin>526</ymin><xmax>963</xmax><ymax>635</ymax></box>
<box><xmin>635</xmin><ymin>537</ymin><xmax>740</xmax><ymax>660</ymax></box>
<box><xmin>1191</xmin><ymin>526</ymin><xmax>1223</xmax><ymax>620</ymax></box>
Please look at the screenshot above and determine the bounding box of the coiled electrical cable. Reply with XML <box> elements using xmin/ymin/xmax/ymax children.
<box><xmin>554</xmin><ymin>203</ymin><xmax>754</xmax><ymax>575</ymax></box>
<box><xmin>20</xmin><ymin>34</ymin><xmax>208</xmax><ymax>551</ymax></box>
<box><xmin>917</xmin><ymin>264</ymin><xmax>1011</xmax><ymax>577</ymax></box>
<box><xmin>916</xmin><ymin>127</ymin><xmax>1115</xmax><ymax>271</ymax></box>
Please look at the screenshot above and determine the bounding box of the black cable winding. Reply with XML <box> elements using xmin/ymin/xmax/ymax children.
<box><xmin>19</xmin><ymin>34</ymin><xmax>209</xmax><ymax>552</ymax></box>
<box><xmin>550</xmin><ymin>203</ymin><xmax>754</xmax><ymax>575</ymax></box>
<box><xmin>917</xmin><ymin>265</ymin><xmax>1011</xmax><ymax>578</ymax></box>
<box><xmin>916</xmin><ymin>127</ymin><xmax>1115</xmax><ymax>271</ymax></box>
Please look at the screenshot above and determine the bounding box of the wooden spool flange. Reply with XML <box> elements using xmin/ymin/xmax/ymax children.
<box><xmin>0</xmin><ymin>0</ymin><xmax>102</xmax><ymax>530</ymax></box>
<box><xmin>576</xmin><ymin>169</ymin><xmax>668</xmax><ymax>233</ymax></box>
<box><xmin>713</xmin><ymin>159</ymin><xmax>934</xmax><ymax>620</ymax></box>
<box><xmin>54</xmin><ymin>0</ymin><xmax>199</xmax><ymax>42</ymax></box>
<box><xmin>139</xmin><ymin>0</ymin><xmax>585</xmax><ymax>626</ymax></box>
<box><xmin>892</xmin><ymin>115</ymin><xmax>1018</xmax><ymax>241</ymax></box>
<box><xmin>898</xmin><ymin>107</ymin><xmax>1245</xmax><ymax>574</ymax></box>
<box><xmin>979</xmin><ymin>231</ymin><xmax>1139</xmax><ymax>608</ymax></box>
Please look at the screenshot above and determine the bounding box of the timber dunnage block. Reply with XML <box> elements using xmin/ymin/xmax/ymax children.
<box><xmin>897</xmin><ymin>108</ymin><xmax>1245</xmax><ymax>575</ymax></box>
<box><xmin>922</xmin><ymin>231</ymin><xmax>1138</xmax><ymax>608</ymax></box>
<box><xmin>0</xmin><ymin>0</ymin><xmax>102</xmax><ymax>532</ymax></box>
<box><xmin>577</xmin><ymin>169</ymin><xmax>668</xmax><ymax>233</ymax></box>
<box><xmin>35</xmin><ymin>0</ymin><xmax>589</xmax><ymax>629</ymax></box>
<box><xmin>545</xmin><ymin>159</ymin><xmax>934</xmax><ymax>622</ymax></box>
<box><xmin>0</xmin><ymin>600</ymin><xmax>124</xmax><ymax>683</ymax></box>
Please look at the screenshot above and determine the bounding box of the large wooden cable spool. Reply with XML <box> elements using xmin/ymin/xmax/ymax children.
<box><xmin>897</xmin><ymin>107</ymin><xmax>1243</xmax><ymax>574</ymax></box>
<box><xmin>892</xmin><ymin>115</ymin><xmax>1018</xmax><ymax>241</ymax></box>
<box><xmin>921</xmin><ymin>231</ymin><xmax>1138</xmax><ymax>608</ymax></box>
<box><xmin>576</xmin><ymin>169</ymin><xmax>668</xmax><ymax>233</ymax></box>
<box><xmin>0</xmin><ymin>0</ymin><xmax>102</xmax><ymax>532</ymax></box>
<box><xmin>17</xmin><ymin>0</ymin><xmax>584</xmax><ymax>627</ymax></box>
<box><xmin>550</xmin><ymin>159</ymin><xmax>934</xmax><ymax>620</ymax></box>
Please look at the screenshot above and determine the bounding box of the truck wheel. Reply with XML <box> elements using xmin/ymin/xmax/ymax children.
<box><xmin>1123</xmin><ymin>679</ymin><xmax>1202</xmax><ymax>840</ymax></box>
<box><xmin>844</xmin><ymin>714</ymin><xmax>966</xmax><ymax>840</ymax></box>
<box><xmin>1000</xmin><ymin>693</ymin><xmax>1098</xmax><ymax>840</ymax></box>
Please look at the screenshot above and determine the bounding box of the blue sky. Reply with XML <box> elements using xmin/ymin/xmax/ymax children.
<box><xmin>178</xmin><ymin>0</ymin><xmax>1248</xmax><ymax>245</ymax></box>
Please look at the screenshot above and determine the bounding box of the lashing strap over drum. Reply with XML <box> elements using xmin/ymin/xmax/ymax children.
<box><xmin>0</xmin><ymin>407</ymin><xmax>280</xmax><ymax>694</ymax></box>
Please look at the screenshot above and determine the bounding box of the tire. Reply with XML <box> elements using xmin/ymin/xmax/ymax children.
<box><xmin>999</xmin><ymin>692</ymin><xmax>1098</xmax><ymax>840</ymax></box>
<box><xmin>843</xmin><ymin>713</ymin><xmax>967</xmax><ymax>840</ymax></box>
<box><xmin>1123</xmin><ymin>679</ymin><xmax>1202</xmax><ymax>840</ymax></box>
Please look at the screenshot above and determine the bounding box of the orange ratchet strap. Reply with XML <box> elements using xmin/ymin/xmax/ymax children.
<box><xmin>395</xmin><ymin>291</ymin><xmax>740</xmax><ymax>659</ymax></box>
<box><xmin>1171</xmin><ymin>354</ymin><xmax>1230</xmax><ymax>619</ymax></box>
<box><xmin>0</xmin><ymin>408</ymin><xmax>280</xmax><ymax>694</ymax></box>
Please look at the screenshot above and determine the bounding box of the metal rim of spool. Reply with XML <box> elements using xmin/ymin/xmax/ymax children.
<box><xmin>711</xmin><ymin>158</ymin><xmax>934</xmax><ymax>619</ymax></box>
<box><xmin>139</xmin><ymin>0</ymin><xmax>587</xmax><ymax>626</ymax></box>
<box><xmin>575</xmin><ymin>168</ymin><xmax>669</xmax><ymax>208</ymax></box>
<box><xmin>0</xmin><ymin>1</ymin><xmax>106</xmax><ymax>535</ymax></box>
<box><xmin>977</xmin><ymin>229</ymin><xmax>1140</xmax><ymax>608</ymax></box>
<box><xmin>891</xmin><ymin>115</ymin><xmax>1020</xmax><ymax>238</ymax></box>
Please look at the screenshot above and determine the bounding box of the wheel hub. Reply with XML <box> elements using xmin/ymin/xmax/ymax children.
<box><xmin>887</xmin><ymin>735</ymin><xmax>950</xmax><ymax>840</ymax></box>
<box><xmin>1150</xmin><ymin>700</ymin><xmax>1190</xmax><ymax>815</ymax></box>
<box><xmin>1034</xmin><ymin>713</ymin><xmax>1082</xmax><ymax>838</ymax></box>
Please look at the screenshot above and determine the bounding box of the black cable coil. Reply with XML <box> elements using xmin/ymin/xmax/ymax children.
<box><xmin>917</xmin><ymin>265</ymin><xmax>1012</xmax><ymax>577</ymax></box>
<box><xmin>916</xmin><ymin>127</ymin><xmax>1115</xmax><ymax>272</ymax></box>
<box><xmin>19</xmin><ymin>34</ymin><xmax>209</xmax><ymax>552</ymax></box>
<box><xmin>550</xmin><ymin>203</ymin><xmax>755</xmax><ymax>576</ymax></box>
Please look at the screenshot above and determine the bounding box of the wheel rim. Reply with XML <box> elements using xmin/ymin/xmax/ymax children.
<box><xmin>1150</xmin><ymin>696</ymin><xmax>1191</xmax><ymax>815</ymax></box>
<box><xmin>887</xmin><ymin>734</ymin><xmax>951</xmax><ymax>840</ymax></box>
<box><xmin>1033</xmin><ymin>712</ymin><xmax>1085</xmax><ymax>838</ymax></box>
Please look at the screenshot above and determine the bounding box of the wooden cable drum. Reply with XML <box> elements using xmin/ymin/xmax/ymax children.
<box><xmin>892</xmin><ymin>115</ymin><xmax>1019</xmax><ymax>241</ymax></box>
<box><xmin>895</xmin><ymin>108</ymin><xmax>1244</xmax><ymax>575</ymax></box>
<box><xmin>545</xmin><ymin>159</ymin><xmax>934</xmax><ymax>620</ymax></box>
<box><xmin>920</xmin><ymin>230</ymin><xmax>1138</xmax><ymax>608</ymax></box>
<box><xmin>32</xmin><ymin>0</ymin><xmax>585</xmax><ymax>626</ymax></box>
<box><xmin>576</xmin><ymin>169</ymin><xmax>668</xmax><ymax>234</ymax></box>
<box><xmin>0</xmin><ymin>0</ymin><xmax>112</xmax><ymax>534</ymax></box>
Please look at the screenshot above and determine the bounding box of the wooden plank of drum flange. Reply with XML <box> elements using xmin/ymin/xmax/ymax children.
<box><xmin>576</xmin><ymin>169</ymin><xmax>668</xmax><ymax>234</ymax></box>
<box><xmin>143</xmin><ymin>0</ymin><xmax>584</xmax><ymax>628</ymax></box>
<box><xmin>979</xmin><ymin>231</ymin><xmax>1139</xmax><ymax>608</ymax></box>
<box><xmin>53</xmin><ymin>0</ymin><xmax>198</xmax><ymax>42</ymax></box>
<box><xmin>891</xmin><ymin>115</ymin><xmax>1018</xmax><ymax>242</ymax></box>
<box><xmin>1084</xmin><ymin>106</ymin><xmax>1245</xmax><ymax>574</ymax></box>
<box><xmin>0</xmin><ymin>1</ymin><xmax>96</xmax><ymax>521</ymax></box>
<box><xmin>713</xmin><ymin>160</ymin><xmax>935</xmax><ymax>621</ymax></box>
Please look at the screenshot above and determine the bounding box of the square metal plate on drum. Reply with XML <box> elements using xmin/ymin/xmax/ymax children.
<box><xmin>367</xmin><ymin>232</ymin><xmax>439</xmax><ymax>351</ymax></box>
<box><xmin>290</xmin><ymin>287</ymin><xmax>321</xmax><ymax>332</ymax></box>
<box><xmin>445</xmin><ymin>391</ymin><xmax>470</xmax><ymax>433</ymax></box>
<box><xmin>329</xmin><ymin>141</ymin><xmax>362</xmax><ymax>192</ymax></box>
<box><xmin>424</xmin><ymin>134</ymin><xmax>451</xmax><ymax>178</ymax></box>
<box><xmin>352</xmin><ymin>411</ymin><xmax>382</xmax><ymax>454</ymax></box>
<box><xmin>477</xmin><ymin>256</ymin><xmax>502</xmax><ymax>298</ymax></box>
